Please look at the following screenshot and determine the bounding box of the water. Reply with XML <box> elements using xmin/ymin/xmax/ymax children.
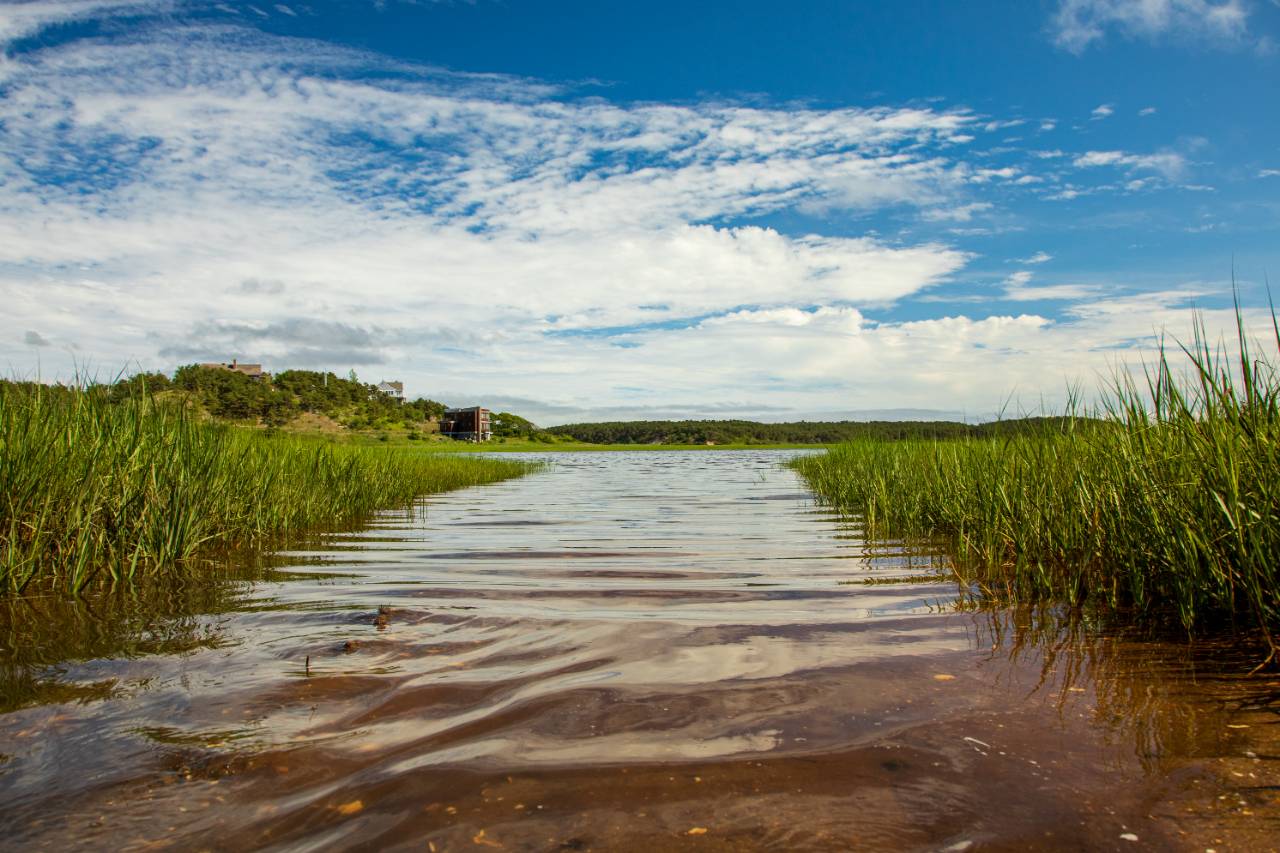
<box><xmin>0</xmin><ymin>450</ymin><xmax>1276</xmax><ymax>850</ymax></box>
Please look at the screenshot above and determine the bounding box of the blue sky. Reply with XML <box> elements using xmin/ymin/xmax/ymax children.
<box><xmin>1</xmin><ymin>0</ymin><xmax>1278</xmax><ymax>423</ymax></box>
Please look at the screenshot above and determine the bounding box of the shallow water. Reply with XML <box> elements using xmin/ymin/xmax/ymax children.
<box><xmin>0</xmin><ymin>450</ymin><xmax>1277</xmax><ymax>851</ymax></box>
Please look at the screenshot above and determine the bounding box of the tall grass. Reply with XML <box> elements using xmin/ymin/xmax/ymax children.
<box><xmin>0</xmin><ymin>382</ymin><xmax>534</xmax><ymax>592</ymax></box>
<box><xmin>792</xmin><ymin>309</ymin><xmax>1280</xmax><ymax>656</ymax></box>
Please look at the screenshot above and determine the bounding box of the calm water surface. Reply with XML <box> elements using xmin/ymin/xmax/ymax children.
<box><xmin>1</xmin><ymin>450</ymin><xmax>1276</xmax><ymax>851</ymax></box>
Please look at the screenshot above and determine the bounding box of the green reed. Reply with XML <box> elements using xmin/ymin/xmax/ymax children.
<box><xmin>0</xmin><ymin>382</ymin><xmax>533</xmax><ymax>592</ymax></box>
<box><xmin>792</xmin><ymin>309</ymin><xmax>1280</xmax><ymax>654</ymax></box>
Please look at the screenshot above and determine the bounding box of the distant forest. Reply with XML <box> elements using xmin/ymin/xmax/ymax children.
<box><xmin>548</xmin><ymin>417</ymin><xmax>1086</xmax><ymax>445</ymax></box>
<box><xmin>10</xmin><ymin>370</ymin><xmax>1087</xmax><ymax>445</ymax></box>
<box><xmin>18</xmin><ymin>368</ymin><xmax>540</xmax><ymax>438</ymax></box>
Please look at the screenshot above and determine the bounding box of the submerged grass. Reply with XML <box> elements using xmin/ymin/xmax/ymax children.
<box><xmin>792</xmin><ymin>308</ymin><xmax>1280</xmax><ymax>656</ymax></box>
<box><xmin>0</xmin><ymin>382</ymin><xmax>534</xmax><ymax>592</ymax></box>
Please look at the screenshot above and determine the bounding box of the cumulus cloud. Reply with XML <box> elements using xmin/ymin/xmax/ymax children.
<box><xmin>1051</xmin><ymin>0</ymin><xmax>1252</xmax><ymax>53</ymax></box>
<box><xmin>0</xmin><ymin>3</ymin><xmax>1260</xmax><ymax>419</ymax></box>
<box><xmin>499</xmin><ymin>290</ymin><xmax>1276</xmax><ymax>423</ymax></box>
<box><xmin>1018</xmin><ymin>251</ymin><xmax>1054</xmax><ymax>264</ymax></box>
<box><xmin>160</xmin><ymin>319</ymin><xmax>388</xmax><ymax>366</ymax></box>
<box><xmin>1090</xmin><ymin>103</ymin><xmax>1115</xmax><ymax>120</ymax></box>
<box><xmin>0</xmin><ymin>9</ymin><xmax>986</xmax><ymax>389</ymax></box>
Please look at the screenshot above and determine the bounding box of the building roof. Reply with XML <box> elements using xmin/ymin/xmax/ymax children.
<box><xmin>199</xmin><ymin>360</ymin><xmax>266</xmax><ymax>377</ymax></box>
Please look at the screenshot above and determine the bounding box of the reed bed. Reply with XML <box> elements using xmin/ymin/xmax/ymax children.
<box><xmin>0</xmin><ymin>382</ymin><xmax>533</xmax><ymax>592</ymax></box>
<box><xmin>792</xmin><ymin>313</ymin><xmax>1280</xmax><ymax>654</ymax></box>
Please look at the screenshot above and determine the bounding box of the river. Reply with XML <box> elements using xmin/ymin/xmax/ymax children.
<box><xmin>0</xmin><ymin>450</ymin><xmax>1276</xmax><ymax>851</ymax></box>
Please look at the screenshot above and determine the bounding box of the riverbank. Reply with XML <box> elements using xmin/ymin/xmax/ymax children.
<box><xmin>791</xmin><ymin>321</ymin><xmax>1280</xmax><ymax>652</ymax></box>
<box><xmin>0</xmin><ymin>383</ymin><xmax>535</xmax><ymax>593</ymax></box>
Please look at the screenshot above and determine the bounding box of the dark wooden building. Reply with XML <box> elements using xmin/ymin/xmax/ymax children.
<box><xmin>441</xmin><ymin>407</ymin><xmax>492</xmax><ymax>442</ymax></box>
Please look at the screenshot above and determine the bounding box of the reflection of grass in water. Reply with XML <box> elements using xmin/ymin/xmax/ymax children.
<box><xmin>794</xmin><ymin>305</ymin><xmax>1280</xmax><ymax>659</ymax></box>
<box><xmin>134</xmin><ymin>725</ymin><xmax>261</xmax><ymax>748</ymax></box>
<box><xmin>0</xmin><ymin>380</ymin><xmax>536</xmax><ymax>593</ymax></box>
<box><xmin>967</xmin><ymin>603</ymin><xmax>1276</xmax><ymax>774</ymax></box>
<box><xmin>843</xmin><ymin>573</ymin><xmax>956</xmax><ymax>586</ymax></box>
<box><xmin>0</xmin><ymin>570</ymin><xmax>265</xmax><ymax>713</ymax></box>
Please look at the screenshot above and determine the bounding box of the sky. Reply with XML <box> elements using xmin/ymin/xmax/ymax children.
<box><xmin>1</xmin><ymin>0</ymin><xmax>1278</xmax><ymax>425</ymax></box>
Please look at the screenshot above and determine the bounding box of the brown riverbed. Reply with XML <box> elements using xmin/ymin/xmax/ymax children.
<box><xmin>1</xmin><ymin>450</ymin><xmax>1276</xmax><ymax>851</ymax></box>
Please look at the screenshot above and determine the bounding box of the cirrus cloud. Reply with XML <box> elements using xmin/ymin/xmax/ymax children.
<box><xmin>1051</xmin><ymin>0</ymin><xmax>1253</xmax><ymax>53</ymax></box>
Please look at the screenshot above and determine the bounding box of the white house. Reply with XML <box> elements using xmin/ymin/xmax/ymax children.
<box><xmin>376</xmin><ymin>380</ymin><xmax>404</xmax><ymax>400</ymax></box>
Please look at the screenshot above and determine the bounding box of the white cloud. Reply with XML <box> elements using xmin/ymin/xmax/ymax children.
<box><xmin>1018</xmin><ymin>251</ymin><xmax>1054</xmax><ymax>264</ymax></box>
<box><xmin>983</xmin><ymin>119</ymin><xmax>1026</xmax><ymax>132</ymax></box>
<box><xmin>921</xmin><ymin>202</ymin><xmax>994</xmax><ymax>222</ymax></box>
<box><xmin>1072</xmin><ymin>149</ymin><xmax>1188</xmax><ymax>179</ymax></box>
<box><xmin>1259</xmin><ymin>169</ymin><xmax>1280</xmax><ymax>178</ymax></box>
<box><xmin>0</xmin><ymin>12</ymin><xmax>987</xmax><ymax>403</ymax></box>
<box><xmin>1051</xmin><ymin>0</ymin><xmax>1252</xmax><ymax>53</ymax></box>
<box><xmin>1138</xmin><ymin>106</ymin><xmax>1158</xmax><ymax>116</ymax></box>
<box><xmin>0</xmin><ymin>3</ymin><xmax>1260</xmax><ymax>421</ymax></box>
<box><xmin>1005</xmin><ymin>281</ymin><xmax>1102</xmax><ymax>301</ymax></box>
<box><xmin>0</xmin><ymin>1</ymin><xmax>156</xmax><ymax>46</ymax></box>
<box><xmin>1000</xmin><ymin>268</ymin><xmax>1102</xmax><ymax>301</ymax></box>
<box><xmin>967</xmin><ymin>166</ymin><xmax>1020</xmax><ymax>184</ymax></box>
<box><xmin>1090</xmin><ymin>103</ymin><xmax>1115</xmax><ymax>120</ymax></box>
<box><xmin>1046</xmin><ymin>186</ymin><xmax>1088</xmax><ymax>201</ymax></box>
<box><xmin>490</xmin><ymin>291</ymin><xmax>1278</xmax><ymax>423</ymax></box>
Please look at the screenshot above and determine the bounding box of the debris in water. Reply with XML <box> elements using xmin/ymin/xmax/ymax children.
<box><xmin>687</xmin><ymin>827</ymin><xmax>708</xmax><ymax>835</ymax></box>
<box><xmin>473</xmin><ymin>829</ymin><xmax>503</xmax><ymax>847</ymax></box>
<box><xmin>342</xmin><ymin>640</ymin><xmax>360</xmax><ymax>654</ymax></box>
<box><xmin>1119</xmin><ymin>832</ymin><xmax>1138</xmax><ymax>841</ymax></box>
<box><xmin>933</xmin><ymin>674</ymin><xmax>956</xmax><ymax>681</ymax></box>
<box><xmin>334</xmin><ymin>800</ymin><xmax>363</xmax><ymax>815</ymax></box>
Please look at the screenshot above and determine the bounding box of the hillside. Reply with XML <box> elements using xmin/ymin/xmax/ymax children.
<box><xmin>145</xmin><ymin>366</ymin><xmax>553</xmax><ymax>441</ymax></box>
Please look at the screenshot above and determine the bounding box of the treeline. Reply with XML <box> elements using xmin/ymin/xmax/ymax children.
<box><xmin>491</xmin><ymin>411</ymin><xmax>554</xmax><ymax>440</ymax></box>
<box><xmin>23</xmin><ymin>368</ymin><xmax>450</xmax><ymax>431</ymax></box>
<box><xmin>11</xmin><ymin>369</ymin><xmax>557</xmax><ymax>438</ymax></box>
<box><xmin>548</xmin><ymin>417</ymin><xmax>1086</xmax><ymax>445</ymax></box>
